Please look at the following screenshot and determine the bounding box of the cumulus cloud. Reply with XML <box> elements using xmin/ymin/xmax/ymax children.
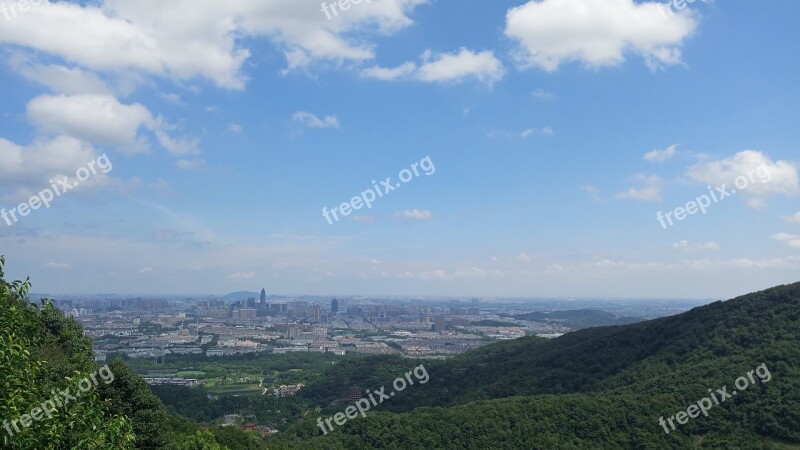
<box><xmin>393</xmin><ymin>209</ymin><xmax>433</xmax><ymax>220</ymax></box>
<box><xmin>26</xmin><ymin>94</ymin><xmax>200</xmax><ymax>155</ymax></box>
<box><xmin>416</xmin><ymin>48</ymin><xmax>505</xmax><ymax>85</ymax></box>
<box><xmin>645</xmin><ymin>144</ymin><xmax>677</xmax><ymax>162</ymax></box>
<box><xmin>0</xmin><ymin>0</ymin><xmax>428</xmax><ymax>88</ymax></box>
<box><xmin>0</xmin><ymin>135</ymin><xmax>116</xmax><ymax>201</ymax></box>
<box><xmin>616</xmin><ymin>175</ymin><xmax>663</xmax><ymax>202</ymax></box>
<box><xmin>0</xmin><ymin>136</ymin><xmax>96</xmax><ymax>184</ymax></box>
<box><xmin>504</xmin><ymin>0</ymin><xmax>697</xmax><ymax>71</ymax></box>
<box><xmin>292</xmin><ymin>111</ymin><xmax>340</xmax><ymax>129</ymax></box>
<box><xmin>9</xmin><ymin>54</ymin><xmax>113</xmax><ymax>96</ymax></box>
<box><xmin>27</xmin><ymin>94</ymin><xmax>153</xmax><ymax>152</ymax></box>
<box><xmin>687</xmin><ymin>150</ymin><xmax>799</xmax><ymax>209</ymax></box>
<box><xmin>362</xmin><ymin>48</ymin><xmax>505</xmax><ymax>85</ymax></box>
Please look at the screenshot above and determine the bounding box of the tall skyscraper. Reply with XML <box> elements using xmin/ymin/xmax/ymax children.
<box><xmin>260</xmin><ymin>288</ymin><xmax>266</xmax><ymax>304</ymax></box>
<box><xmin>435</xmin><ymin>315</ymin><xmax>446</xmax><ymax>333</ymax></box>
<box><xmin>331</xmin><ymin>298</ymin><xmax>339</xmax><ymax>314</ymax></box>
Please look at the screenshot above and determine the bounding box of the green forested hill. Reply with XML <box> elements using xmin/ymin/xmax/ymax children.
<box><xmin>0</xmin><ymin>257</ymin><xmax>265</xmax><ymax>450</ymax></box>
<box><xmin>277</xmin><ymin>282</ymin><xmax>800</xmax><ymax>449</ymax></box>
<box><xmin>2</xmin><ymin>254</ymin><xmax>798</xmax><ymax>449</ymax></box>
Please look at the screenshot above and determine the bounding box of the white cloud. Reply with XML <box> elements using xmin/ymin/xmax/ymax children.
<box><xmin>292</xmin><ymin>111</ymin><xmax>340</xmax><ymax>129</ymax></box>
<box><xmin>644</xmin><ymin>144</ymin><xmax>677</xmax><ymax>162</ymax></box>
<box><xmin>531</xmin><ymin>89</ymin><xmax>555</xmax><ymax>99</ymax></box>
<box><xmin>393</xmin><ymin>209</ymin><xmax>433</xmax><ymax>220</ymax></box>
<box><xmin>0</xmin><ymin>135</ymin><xmax>113</xmax><ymax>200</ymax></box>
<box><xmin>27</xmin><ymin>94</ymin><xmax>153</xmax><ymax>152</ymax></box>
<box><xmin>582</xmin><ymin>184</ymin><xmax>604</xmax><ymax>202</ymax></box>
<box><xmin>161</xmin><ymin>93</ymin><xmax>183</xmax><ymax>105</ymax></box>
<box><xmin>10</xmin><ymin>54</ymin><xmax>112</xmax><ymax>95</ymax></box>
<box><xmin>782</xmin><ymin>211</ymin><xmax>800</xmax><ymax>225</ymax></box>
<box><xmin>227</xmin><ymin>123</ymin><xmax>243</xmax><ymax>134</ymax></box>
<box><xmin>616</xmin><ymin>175</ymin><xmax>663</xmax><ymax>202</ymax></box>
<box><xmin>139</xmin><ymin>267</ymin><xmax>154</xmax><ymax>274</ymax></box>
<box><xmin>672</xmin><ymin>240</ymin><xmax>720</xmax><ymax>252</ymax></box>
<box><xmin>416</xmin><ymin>48</ymin><xmax>505</xmax><ymax>85</ymax></box>
<box><xmin>26</xmin><ymin>94</ymin><xmax>200</xmax><ymax>156</ymax></box>
<box><xmin>362</xmin><ymin>48</ymin><xmax>505</xmax><ymax>85</ymax></box>
<box><xmin>521</xmin><ymin>126</ymin><xmax>553</xmax><ymax>138</ymax></box>
<box><xmin>0</xmin><ymin>0</ymin><xmax>428</xmax><ymax>88</ymax></box>
<box><xmin>504</xmin><ymin>0</ymin><xmax>697</xmax><ymax>72</ymax></box>
<box><xmin>360</xmin><ymin>62</ymin><xmax>417</xmax><ymax>80</ymax></box>
<box><xmin>516</xmin><ymin>253</ymin><xmax>532</xmax><ymax>262</ymax></box>
<box><xmin>772</xmin><ymin>233</ymin><xmax>800</xmax><ymax>249</ymax></box>
<box><xmin>687</xmin><ymin>150</ymin><xmax>799</xmax><ymax>209</ymax></box>
<box><xmin>155</xmin><ymin>130</ymin><xmax>201</xmax><ymax>155</ymax></box>
<box><xmin>175</xmin><ymin>159</ymin><xmax>207</xmax><ymax>171</ymax></box>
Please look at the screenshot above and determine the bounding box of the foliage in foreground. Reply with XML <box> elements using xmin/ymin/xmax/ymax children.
<box><xmin>0</xmin><ymin>256</ymin><xmax>136</xmax><ymax>449</ymax></box>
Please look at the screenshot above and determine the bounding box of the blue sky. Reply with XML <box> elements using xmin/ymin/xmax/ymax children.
<box><xmin>0</xmin><ymin>0</ymin><xmax>798</xmax><ymax>298</ymax></box>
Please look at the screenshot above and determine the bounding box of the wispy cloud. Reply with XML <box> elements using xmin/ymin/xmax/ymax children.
<box><xmin>672</xmin><ymin>240</ymin><xmax>720</xmax><ymax>252</ymax></box>
<box><xmin>394</xmin><ymin>209</ymin><xmax>433</xmax><ymax>220</ymax></box>
<box><xmin>644</xmin><ymin>144</ymin><xmax>677</xmax><ymax>162</ymax></box>
<box><xmin>616</xmin><ymin>175</ymin><xmax>663</xmax><ymax>202</ymax></box>
<box><xmin>292</xmin><ymin>111</ymin><xmax>340</xmax><ymax>129</ymax></box>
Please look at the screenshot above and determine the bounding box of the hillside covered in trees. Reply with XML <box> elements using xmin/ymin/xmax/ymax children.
<box><xmin>276</xmin><ymin>282</ymin><xmax>800</xmax><ymax>449</ymax></box>
<box><xmin>0</xmin><ymin>257</ymin><xmax>270</xmax><ymax>450</ymax></box>
<box><xmin>2</xmin><ymin>255</ymin><xmax>798</xmax><ymax>449</ymax></box>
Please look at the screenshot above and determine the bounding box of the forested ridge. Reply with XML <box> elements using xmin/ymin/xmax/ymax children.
<box><xmin>2</xmin><ymin>255</ymin><xmax>798</xmax><ymax>449</ymax></box>
<box><xmin>276</xmin><ymin>282</ymin><xmax>800</xmax><ymax>449</ymax></box>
